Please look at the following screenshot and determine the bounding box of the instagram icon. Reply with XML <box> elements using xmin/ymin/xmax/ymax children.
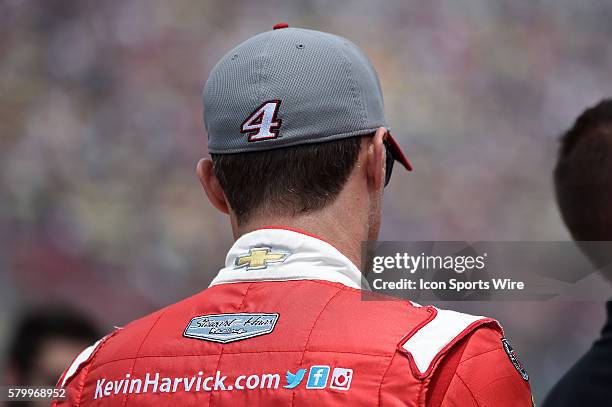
<box><xmin>329</xmin><ymin>368</ymin><xmax>353</xmax><ymax>391</ymax></box>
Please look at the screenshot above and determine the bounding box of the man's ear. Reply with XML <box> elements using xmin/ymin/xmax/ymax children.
<box><xmin>196</xmin><ymin>158</ymin><xmax>230</xmax><ymax>214</ymax></box>
<box><xmin>366</xmin><ymin>127</ymin><xmax>387</xmax><ymax>192</ymax></box>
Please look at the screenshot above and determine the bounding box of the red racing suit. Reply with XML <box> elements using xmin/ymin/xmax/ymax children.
<box><xmin>54</xmin><ymin>228</ymin><xmax>532</xmax><ymax>406</ymax></box>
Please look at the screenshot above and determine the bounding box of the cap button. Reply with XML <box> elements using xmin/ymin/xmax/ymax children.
<box><xmin>273</xmin><ymin>22</ymin><xmax>289</xmax><ymax>30</ymax></box>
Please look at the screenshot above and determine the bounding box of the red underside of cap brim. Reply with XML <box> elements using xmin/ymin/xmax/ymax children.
<box><xmin>387</xmin><ymin>133</ymin><xmax>412</xmax><ymax>171</ymax></box>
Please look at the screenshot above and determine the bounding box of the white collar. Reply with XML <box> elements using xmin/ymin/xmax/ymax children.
<box><xmin>209</xmin><ymin>227</ymin><xmax>365</xmax><ymax>290</ymax></box>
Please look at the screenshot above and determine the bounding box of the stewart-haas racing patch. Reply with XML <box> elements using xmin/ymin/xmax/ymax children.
<box><xmin>183</xmin><ymin>313</ymin><xmax>279</xmax><ymax>344</ymax></box>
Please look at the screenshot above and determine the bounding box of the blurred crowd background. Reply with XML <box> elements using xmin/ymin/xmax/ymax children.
<box><xmin>2</xmin><ymin>0</ymin><xmax>612</xmax><ymax>401</ymax></box>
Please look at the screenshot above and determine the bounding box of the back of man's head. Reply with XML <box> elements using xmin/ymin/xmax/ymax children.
<box><xmin>211</xmin><ymin>137</ymin><xmax>363</xmax><ymax>225</ymax></box>
<box><xmin>555</xmin><ymin>99</ymin><xmax>612</xmax><ymax>269</ymax></box>
<box><xmin>555</xmin><ymin>99</ymin><xmax>612</xmax><ymax>241</ymax></box>
<box><xmin>199</xmin><ymin>25</ymin><xmax>411</xmax><ymax>237</ymax></box>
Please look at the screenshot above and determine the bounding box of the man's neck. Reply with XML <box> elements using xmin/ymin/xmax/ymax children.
<box><xmin>234</xmin><ymin>213</ymin><xmax>366</xmax><ymax>269</ymax></box>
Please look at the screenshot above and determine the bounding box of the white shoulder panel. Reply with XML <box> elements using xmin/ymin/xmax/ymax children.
<box><xmin>401</xmin><ymin>308</ymin><xmax>485</xmax><ymax>374</ymax></box>
<box><xmin>60</xmin><ymin>338</ymin><xmax>103</xmax><ymax>387</ymax></box>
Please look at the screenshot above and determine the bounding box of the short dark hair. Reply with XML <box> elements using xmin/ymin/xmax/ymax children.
<box><xmin>6</xmin><ymin>307</ymin><xmax>100</xmax><ymax>383</ymax></box>
<box><xmin>212</xmin><ymin>137</ymin><xmax>364</xmax><ymax>225</ymax></box>
<box><xmin>554</xmin><ymin>99</ymin><xmax>612</xmax><ymax>241</ymax></box>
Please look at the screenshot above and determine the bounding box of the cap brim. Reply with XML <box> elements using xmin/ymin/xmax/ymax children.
<box><xmin>387</xmin><ymin>133</ymin><xmax>412</xmax><ymax>171</ymax></box>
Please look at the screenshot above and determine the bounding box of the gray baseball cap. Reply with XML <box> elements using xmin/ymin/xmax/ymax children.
<box><xmin>203</xmin><ymin>23</ymin><xmax>411</xmax><ymax>171</ymax></box>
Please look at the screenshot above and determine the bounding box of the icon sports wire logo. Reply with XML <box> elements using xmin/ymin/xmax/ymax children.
<box><xmin>285</xmin><ymin>366</ymin><xmax>353</xmax><ymax>391</ymax></box>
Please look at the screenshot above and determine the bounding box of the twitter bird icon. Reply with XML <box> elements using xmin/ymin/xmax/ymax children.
<box><xmin>284</xmin><ymin>369</ymin><xmax>307</xmax><ymax>389</ymax></box>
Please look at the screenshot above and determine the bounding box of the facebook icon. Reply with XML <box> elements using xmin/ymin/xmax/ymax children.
<box><xmin>306</xmin><ymin>365</ymin><xmax>330</xmax><ymax>389</ymax></box>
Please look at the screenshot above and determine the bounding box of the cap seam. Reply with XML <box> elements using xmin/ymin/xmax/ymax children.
<box><xmin>299</xmin><ymin>30</ymin><xmax>367</xmax><ymax>128</ymax></box>
<box><xmin>326</xmin><ymin>34</ymin><xmax>372</xmax><ymax>127</ymax></box>
<box><xmin>256</xmin><ymin>31</ymin><xmax>274</xmax><ymax>108</ymax></box>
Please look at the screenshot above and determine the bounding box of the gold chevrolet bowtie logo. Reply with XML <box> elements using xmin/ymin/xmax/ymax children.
<box><xmin>234</xmin><ymin>247</ymin><xmax>289</xmax><ymax>270</ymax></box>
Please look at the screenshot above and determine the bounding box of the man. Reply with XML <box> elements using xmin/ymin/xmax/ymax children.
<box><xmin>55</xmin><ymin>24</ymin><xmax>532</xmax><ymax>406</ymax></box>
<box><xmin>543</xmin><ymin>99</ymin><xmax>612</xmax><ymax>406</ymax></box>
<box><xmin>3</xmin><ymin>307</ymin><xmax>100</xmax><ymax>407</ymax></box>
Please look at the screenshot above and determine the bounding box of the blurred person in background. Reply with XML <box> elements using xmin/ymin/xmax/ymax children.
<box><xmin>53</xmin><ymin>24</ymin><xmax>532</xmax><ymax>406</ymax></box>
<box><xmin>3</xmin><ymin>306</ymin><xmax>100</xmax><ymax>407</ymax></box>
<box><xmin>543</xmin><ymin>99</ymin><xmax>612</xmax><ymax>406</ymax></box>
